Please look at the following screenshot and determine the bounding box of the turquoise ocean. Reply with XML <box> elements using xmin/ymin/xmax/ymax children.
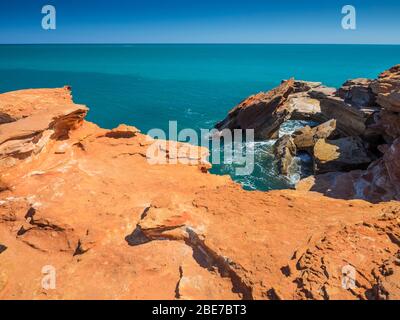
<box><xmin>1</xmin><ymin>44</ymin><xmax>399</xmax><ymax>190</ymax></box>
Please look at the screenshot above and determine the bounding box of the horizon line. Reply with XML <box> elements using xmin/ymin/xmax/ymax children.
<box><xmin>1</xmin><ymin>42</ymin><xmax>400</xmax><ymax>46</ymax></box>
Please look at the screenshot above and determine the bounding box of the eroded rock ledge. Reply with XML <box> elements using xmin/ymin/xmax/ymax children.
<box><xmin>217</xmin><ymin>65</ymin><xmax>400</xmax><ymax>203</ymax></box>
<box><xmin>0</xmin><ymin>85</ymin><xmax>399</xmax><ymax>300</ymax></box>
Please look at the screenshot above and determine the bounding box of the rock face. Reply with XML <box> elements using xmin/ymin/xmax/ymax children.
<box><xmin>214</xmin><ymin>64</ymin><xmax>400</xmax><ymax>205</ymax></box>
<box><xmin>0</xmin><ymin>86</ymin><xmax>74</xmax><ymax>122</ymax></box>
<box><xmin>274</xmin><ymin>135</ymin><xmax>296</xmax><ymax>175</ymax></box>
<box><xmin>296</xmin><ymin>65</ymin><xmax>400</xmax><ymax>203</ymax></box>
<box><xmin>216</xmin><ymin>80</ymin><xmax>376</xmax><ymax>140</ymax></box>
<box><xmin>292</xmin><ymin>119</ymin><xmax>337</xmax><ymax>150</ymax></box>
<box><xmin>373</xmin><ymin>110</ymin><xmax>400</xmax><ymax>142</ymax></box>
<box><xmin>274</xmin><ymin>119</ymin><xmax>338</xmax><ymax>177</ymax></box>
<box><xmin>0</xmin><ymin>87</ymin><xmax>88</xmax><ymax>167</ymax></box>
<box><xmin>383</xmin><ymin>138</ymin><xmax>400</xmax><ymax>195</ymax></box>
<box><xmin>0</xmin><ymin>87</ymin><xmax>399</xmax><ymax>300</ymax></box>
<box><xmin>215</xmin><ymin>79</ymin><xmax>295</xmax><ymax>139</ymax></box>
<box><xmin>308</xmin><ymin>86</ymin><xmax>374</xmax><ymax>137</ymax></box>
<box><xmin>337</xmin><ymin>78</ymin><xmax>375</xmax><ymax>108</ymax></box>
<box><xmin>313</xmin><ymin>137</ymin><xmax>373</xmax><ymax>173</ymax></box>
<box><xmin>371</xmin><ymin>65</ymin><xmax>400</xmax><ymax>112</ymax></box>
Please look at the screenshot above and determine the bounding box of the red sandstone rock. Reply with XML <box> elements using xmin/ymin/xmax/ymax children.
<box><xmin>371</xmin><ymin>65</ymin><xmax>400</xmax><ymax>112</ymax></box>
<box><xmin>215</xmin><ymin>79</ymin><xmax>295</xmax><ymax>139</ymax></box>
<box><xmin>300</xmin><ymin>66</ymin><xmax>400</xmax><ymax>202</ymax></box>
<box><xmin>0</xmin><ymin>87</ymin><xmax>399</xmax><ymax>301</ymax></box>
<box><xmin>274</xmin><ymin>135</ymin><xmax>297</xmax><ymax>176</ymax></box>
<box><xmin>372</xmin><ymin>108</ymin><xmax>400</xmax><ymax>143</ymax></box>
<box><xmin>0</xmin><ymin>88</ymin><xmax>88</xmax><ymax>167</ymax></box>
<box><xmin>292</xmin><ymin>119</ymin><xmax>337</xmax><ymax>150</ymax></box>
<box><xmin>313</xmin><ymin>136</ymin><xmax>374</xmax><ymax>174</ymax></box>
<box><xmin>216</xmin><ymin>78</ymin><xmax>375</xmax><ymax>141</ymax></box>
<box><xmin>337</xmin><ymin>78</ymin><xmax>376</xmax><ymax>108</ymax></box>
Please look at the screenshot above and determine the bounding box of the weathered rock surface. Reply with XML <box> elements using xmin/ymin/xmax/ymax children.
<box><xmin>0</xmin><ymin>87</ymin><xmax>88</xmax><ymax>167</ymax></box>
<box><xmin>274</xmin><ymin>135</ymin><xmax>296</xmax><ymax>176</ymax></box>
<box><xmin>371</xmin><ymin>65</ymin><xmax>400</xmax><ymax>112</ymax></box>
<box><xmin>216</xmin><ymin>65</ymin><xmax>399</xmax><ymax>203</ymax></box>
<box><xmin>384</xmin><ymin>138</ymin><xmax>400</xmax><ymax>193</ymax></box>
<box><xmin>0</xmin><ymin>86</ymin><xmax>73</xmax><ymax>123</ymax></box>
<box><xmin>308</xmin><ymin>87</ymin><xmax>373</xmax><ymax>137</ymax></box>
<box><xmin>132</xmin><ymin>189</ymin><xmax>400</xmax><ymax>300</ymax></box>
<box><xmin>298</xmin><ymin>65</ymin><xmax>400</xmax><ymax>202</ymax></box>
<box><xmin>216</xmin><ymin>78</ymin><xmax>379</xmax><ymax>141</ymax></box>
<box><xmin>313</xmin><ymin>137</ymin><xmax>374</xmax><ymax>173</ymax></box>
<box><xmin>372</xmin><ymin>109</ymin><xmax>400</xmax><ymax>143</ymax></box>
<box><xmin>337</xmin><ymin>78</ymin><xmax>376</xmax><ymax>108</ymax></box>
<box><xmin>286</xmin><ymin>93</ymin><xmax>325</xmax><ymax>122</ymax></box>
<box><xmin>0</xmin><ymin>87</ymin><xmax>399</xmax><ymax>301</ymax></box>
<box><xmin>215</xmin><ymin>79</ymin><xmax>295</xmax><ymax>139</ymax></box>
<box><xmin>292</xmin><ymin>119</ymin><xmax>337</xmax><ymax>150</ymax></box>
<box><xmin>298</xmin><ymin>137</ymin><xmax>400</xmax><ymax>203</ymax></box>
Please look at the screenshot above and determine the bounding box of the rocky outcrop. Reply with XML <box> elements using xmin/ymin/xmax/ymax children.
<box><xmin>215</xmin><ymin>79</ymin><xmax>295</xmax><ymax>139</ymax></box>
<box><xmin>308</xmin><ymin>86</ymin><xmax>376</xmax><ymax>137</ymax></box>
<box><xmin>216</xmin><ymin>80</ymin><xmax>377</xmax><ymax>140</ymax></box>
<box><xmin>371</xmin><ymin>65</ymin><xmax>400</xmax><ymax>112</ymax></box>
<box><xmin>337</xmin><ymin>78</ymin><xmax>375</xmax><ymax>108</ymax></box>
<box><xmin>313</xmin><ymin>137</ymin><xmax>374</xmax><ymax>173</ymax></box>
<box><xmin>130</xmin><ymin>189</ymin><xmax>400</xmax><ymax>300</ymax></box>
<box><xmin>297</xmin><ymin>139</ymin><xmax>400</xmax><ymax>203</ymax></box>
<box><xmin>0</xmin><ymin>86</ymin><xmax>74</xmax><ymax>121</ymax></box>
<box><xmin>274</xmin><ymin>135</ymin><xmax>296</xmax><ymax>176</ymax></box>
<box><xmin>292</xmin><ymin>119</ymin><xmax>337</xmax><ymax>151</ymax></box>
<box><xmin>0</xmin><ymin>87</ymin><xmax>399</xmax><ymax>300</ymax></box>
<box><xmin>373</xmin><ymin>110</ymin><xmax>400</xmax><ymax>142</ymax></box>
<box><xmin>0</xmin><ymin>87</ymin><xmax>88</xmax><ymax>167</ymax></box>
<box><xmin>290</xmin><ymin>209</ymin><xmax>400</xmax><ymax>300</ymax></box>
<box><xmin>297</xmin><ymin>65</ymin><xmax>400</xmax><ymax>202</ymax></box>
<box><xmin>215</xmin><ymin>64</ymin><xmax>400</xmax><ymax>202</ymax></box>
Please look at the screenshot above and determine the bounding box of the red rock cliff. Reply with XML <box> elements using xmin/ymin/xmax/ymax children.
<box><xmin>0</xmin><ymin>86</ymin><xmax>399</xmax><ymax>300</ymax></box>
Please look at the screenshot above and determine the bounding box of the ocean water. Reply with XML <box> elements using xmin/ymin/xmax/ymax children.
<box><xmin>0</xmin><ymin>44</ymin><xmax>399</xmax><ymax>190</ymax></box>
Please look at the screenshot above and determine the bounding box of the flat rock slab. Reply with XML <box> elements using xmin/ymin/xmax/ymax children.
<box><xmin>314</xmin><ymin>136</ymin><xmax>373</xmax><ymax>173</ymax></box>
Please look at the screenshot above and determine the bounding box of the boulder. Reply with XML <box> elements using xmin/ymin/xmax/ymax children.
<box><xmin>298</xmin><ymin>137</ymin><xmax>400</xmax><ymax>203</ymax></box>
<box><xmin>291</xmin><ymin>80</ymin><xmax>323</xmax><ymax>93</ymax></box>
<box><xmin>274</xmin><ymin>135</ymin><xmax>296</xmax><ymax>175</ymax></box>
<box><xmin>371</xmin><ymin>65</ymin><xmax>400</xmax><ymax>112</ymax></box>
<box><xmin>292</xmin><ymin>119</ymin><xmax>337</xmax><ymax>150</ymax></box>
<box><xmin>371</xmin><ymin>110</ymin><xmax>400</xmax><ymax>142</ymax></box>
<box><xmin>286</xmin><ymin>93</ymin><xmax>326</xmax><ymax>122</ymax></box>
<box><xmin>296</xmin><ymin>64</ymin><xmax>400</xmax><ymax>203</ymax></box>
<box><xmin>287</xmin><ymin>85</ymin><xmax>370</xmax><ymax>137</ymax></box>
<box><xmin>105</xmin><ymin>124</ymin><xmax>140</xmax><ymax>139</ymax></box>
<box><xmin>313</xmin><ymin>136</ymin><xmax>374</xmax><ymax>173</ymax></box>
<box><xmin>215</xmin><ymin>79</ymin><xmax>295</xmax><ymax>139</ymax></box>
<box><xmin>337</xmin><ymin>78</ymin><xmax>376</xmax><ymax>108</ymax></box>
<box><xmin>273</xmin><ymin>120</ymin><xmax>337</xmax><ymax>176</ymax></box>
<box><xmin>309</xmin><ymin>88</ymin><xmax>371</xmax><ymax>136</ymax></box>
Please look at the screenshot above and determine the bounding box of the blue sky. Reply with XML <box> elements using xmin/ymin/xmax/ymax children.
<box><xmin>0</xmin><ymin>0</ymin><xmax>399</xmax><ymax>44</ymax></box>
